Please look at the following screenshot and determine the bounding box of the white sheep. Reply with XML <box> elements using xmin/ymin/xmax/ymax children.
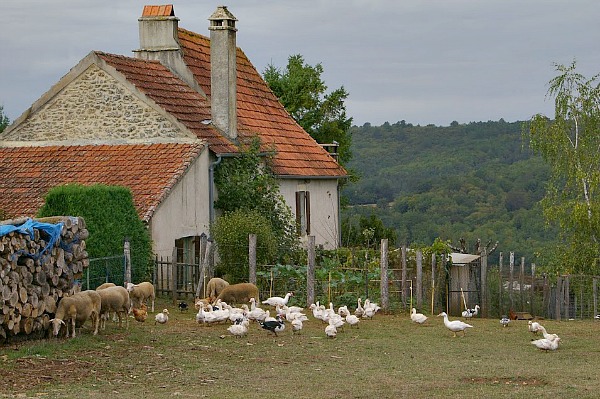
<box><xmin>126</xmin><ymin>282</ymin><xmax>155</xmax><ymax>312</ymax></box>
<box><xmin>96</xmin><ymin>286</ymin><xmax>131</xmax><ymax>330</ymax></box>
<box><xmin>215</xmin><ymin>283</ymin><xmax>259</xmax><ymax>305</ymax></box>
<box><xmin>96</xmin><ymin>282</ymin><xmax>117</xmax><ymax>290</ymax></box>
<box><xmin>206</xmin><ymin>277</ymin><xmax>229</xmax><ymax>301</ymax></box>
<box><xmin>50</xmin><ymin>290</ymin><xmax>101</xmax><ymax>338</ymax></box>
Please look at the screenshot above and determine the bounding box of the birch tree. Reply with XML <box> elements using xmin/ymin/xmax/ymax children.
<box><xmin>526</xmin><ymin>61</ymin><xmax>600</xmax><ymax>273</ymax></box>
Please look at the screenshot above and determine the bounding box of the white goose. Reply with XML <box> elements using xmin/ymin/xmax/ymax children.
<box><xmin>410</xmin><ymin>308</ymin><xmax>428</xmax><ymax>324</ymax></box>
<box><xmin>531</xmin><ymin>335</ymin><xmax>561</xmax><ymax>351</ymax></box>
<box><xmin>227</xmin><ymin>318</ymin><xmax>249</xmax><ymax>338</ymax></box>
<box><xmin>438</xmin><ymin>312</ymin><xmax>473</xmax><ymax>337</ymax></box>
<box><xmin>528</xmin><ymin>320</ymin><xmax>542</xmax><ymax>334</ymax></box>
<box><xmin>291</xmin><ymin>318</ymin><xmax>304</xmax><ymax>334</ymax></box>
<box><xmin>325</xmin><ymin>318</ymin><xmax>337</xmax><ymax>338</ymax></box>
<box><xmin>354</xmin><ymin>298</ymin><xmax>365</xmax><ymax>318</ymax></box>
<box><xmin>262</xmin><ymin>292</ymin><xmax>294</xmax><ymax>307</ymax></box>
<box><xmin>538</xmin><ymin>325</ymin><xmax>559</xmax><ymax>340</ymax></box>
<box><xmin>248</xmin><ymin>298</ymin><xmax>267</xmax><ymax>322</ymax></box>
<box><xmin>345</xmin><ymin>312</ymin><xmax>360</xmax><ymax>328</ymax></box>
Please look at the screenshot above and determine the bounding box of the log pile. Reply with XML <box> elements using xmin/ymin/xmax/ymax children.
<box><xmin>0</xmin><ymin>216</ymin><xmax>89</xmax><ymax>343</ymax></box>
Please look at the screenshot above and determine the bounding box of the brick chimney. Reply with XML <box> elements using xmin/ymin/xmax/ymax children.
<box><xmin>134</xmin><ymin>5</ymin><xmax>203</xmax><ymax>95</ymax></box>
<box><xmin>208</xmin><ymin>6</ymin><xmax>238</xmax><ymax>140</ymax></box>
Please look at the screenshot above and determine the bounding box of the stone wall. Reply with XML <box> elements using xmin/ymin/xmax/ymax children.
<box><xmin>4</xmin><ymin>65</ymin><xmax>185</xmax><ymax>142</ymax></box>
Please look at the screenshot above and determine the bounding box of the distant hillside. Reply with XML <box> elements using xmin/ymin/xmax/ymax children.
<box><xmin>341</xmin><ymin>119</ymin><xmax>558</xmax><ymax>262</ymax></box>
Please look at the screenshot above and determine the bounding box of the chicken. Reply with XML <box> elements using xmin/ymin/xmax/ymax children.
<box><xmin>132</xmin><ymin>304</ymin><xmax>148</xmax><ymax>322</ymax></box>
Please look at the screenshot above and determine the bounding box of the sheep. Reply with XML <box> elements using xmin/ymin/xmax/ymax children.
<box><xmin>96</xmin><ymin>286</ymin><xmax>131</xmax><ymax>330</ymax></box>
<box><xmin>206</xmin><ymin>277</ymin><xmax>229</xmax><ymax>301</ymax></box>
<box><xmin>126</xmin><ymin>282</ymin><xmax>155</xmax><ymax>312</ymax></box>
<box><xmin>50</xmin><ymin>290</ymin><xmax>101</xmax><ymax>338</ymax></box>
<box><xmin>215</xmin><ymin>283</ymin><xmax>259</xmax><ymax>305</ymax></box>
<box><xmin>96</xmin><ymin>282</ymin><xmax>118</xmax><ymax>321</ymax></box>
<box><xmin>96</xmin><ymin>282</ymin><xmax>117</xmax><ymax>290</ymax></box>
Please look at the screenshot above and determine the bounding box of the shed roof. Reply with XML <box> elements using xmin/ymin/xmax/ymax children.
<box><xmin>449</xmin><ymin>253</ymin><xmax>481</xmax><ymax>265</ymax></box>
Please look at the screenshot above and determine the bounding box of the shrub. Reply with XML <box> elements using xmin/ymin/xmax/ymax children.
<box><xmin>211</xmin><ymin>209</ymin><xmax>277</xmax><ymax>283</ymax></box>
<box><xmin>37</xmin><ymin>184</ymin><xmax>153</xmax><ymax>282</ymax></box>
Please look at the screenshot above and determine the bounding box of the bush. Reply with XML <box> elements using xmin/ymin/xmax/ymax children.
<box><xmin>211</xmin><ymin>209</ymin><xmax>278</xmax><ymax>283</ymax></box>
<box><xmin>37</xmin><ymin>184</ymin><xmax>153</xmax><ymax>282</ymax></box>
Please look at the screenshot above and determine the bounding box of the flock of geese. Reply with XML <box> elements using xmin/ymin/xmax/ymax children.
<box><xmin>191</xmin><ymin>294</ymin><xmax>561</xmax><ymax>350</ymax></box>
<box><xmin>410</xmin><ymin>305</ymin><xmax>562</xmax><ymax>351</ymax></box>
<box><xmin>193</xmin><ymin>293</ymin><xmax>380</xmax><ymax>339</ymax></box>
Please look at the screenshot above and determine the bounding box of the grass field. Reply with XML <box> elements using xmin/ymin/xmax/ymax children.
<box><xmin>1</xmin><ymin>297</ymin><xmax>599</xmax><ymax>399</ymax></box>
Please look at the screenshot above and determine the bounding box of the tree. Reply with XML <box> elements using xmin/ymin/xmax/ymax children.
<box><xmin>214</xmin><ymin>138</ymin><xmax>299</xmax><ymax>261</ymax></box>
<box><xmin>525</xmin><ymin>61</ymin><xmax>600</xmax><ymax>274</ymax></box>
<box><xmin>263</xmin><ymin>54</ymin><xmax>353</xmax><ymax>165</ymax></box>
<box><xmin>0</xmin><ymin>105</ymin><xmax>9</xmax><ymax>133</ymax></box>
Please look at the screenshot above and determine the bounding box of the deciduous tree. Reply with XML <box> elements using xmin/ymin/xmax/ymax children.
<box><xmin>525</xmin><ymin>61</ymin><xmax>600</xmax><ymax>273</ymax></box>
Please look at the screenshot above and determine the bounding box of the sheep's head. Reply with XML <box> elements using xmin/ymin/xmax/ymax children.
<box><xmin>49</xmin><ymin>318</ymin><xmax>65</xmax><ymax>336</ymax></box>
<box><xmin>126</xmin><ymin>282</ymin><xmax>135</xmax><ymax>292</ymax></box>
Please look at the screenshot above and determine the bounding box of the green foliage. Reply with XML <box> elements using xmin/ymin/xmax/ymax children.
<box><xmin>342</xmin><ymin>119</ymin><xmax>559</xmax><ymax>264</ymax></box>
<box><xmin>525</xmin><ymin>61</ymin><xmax>600</xmax><ymax>274</ymax></box>
<box><xmin>263</xmin><ymin>54</ymin><xmax>353</xmax><ymax>165</ymax></box>
<box><xmin>211</xmin><ymin>209</ymin><xmax>278</xmax><ymax>283</ymax></box>
<box><xmin>0</xmin><ymin>105</ymin><xmax>9</xmax><ymax>133</ymax></box>
<box><xmin>213</xmin><ymin>138</ymin><xmax>299</xmax><ymax>261</ymax></box>
<box><xmin>341</xmin><ymin>213</ymin><xmax>397</xmax><ymax>248</ymax></box>
<box><xmin>36</xmin><ymin>184</ymin><xmax>153</xmax><ymax>281</ymax></box>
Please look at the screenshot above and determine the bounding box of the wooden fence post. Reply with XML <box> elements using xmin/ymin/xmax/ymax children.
<box><xmin>431</xmin><ymin>252</ymin><xmax>436</xmax><ymax>314</ymax></box>
<box><xmin>480</xmin><ymin>248</ymin><xmax>488</xmax><ymax>318</ymax></box>
<box><xmin>249</xmin><ymin>234</ymin><xmax>257</xmax><ymax>284</ymax></box>
<box><xmin>519</xmin><ymin>257</ymin><xmax>525</xmax><ymax>311</ymax></box>
<box><xmin>380</xmin><ymin>239</ymin><xmax>389</xmax><ymax>312</ymax></box>
<box><xmin>509</xmin><ymin>252</ymin><xmax>514</xmax><ymax>311</ymax></box>
<box><xmin>307</xmin><ymin>236</ymin><xmax>315</xmax><ymax>307</ymax></box>
<box><xmin>171</xmin><ymin>246</ymin><xmax>178</xmax><ymax>304</ymax></box>
<box><xmin>498</xmin><ymin>252</ymin><xmax>503</xmax><ymax>314</ymax></box>
<box><xmin>564</xmin><ymin>275</ymin><xmax>570</xmax><ymax>320</ymax></box>
<box><xmin>124</xmin><ymin>238</ymin><xmax>131</xmax><ymax>286</ymax></box>
<box><xmin>593</xmin><ymin>278</ymin><xmax>597</xmax><ymax>320</ymax></box>
<box><xmin>401</xmin><ymin>246</ymin><xmax>408</xmax><ymax>309</ymax></box>
<box><xmin>555</xmin><ymin>275</ymin><xmax>562</xmax><ymax>321</ymax></box>
<box><xmin>530</xmin><ymin>263</ymin><xmax>536</xmax><ymax>315</ymax></box>
<box><xmin>416</xmin><ymin>250</ymin><xmax>423</xmax><ymax>310</ymax></box>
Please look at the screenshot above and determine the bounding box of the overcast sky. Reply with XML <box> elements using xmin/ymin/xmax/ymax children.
<box><xmin>2</xmin><ymin>1</ymin><xmax>599</xmax><ymax>127</ymax></box>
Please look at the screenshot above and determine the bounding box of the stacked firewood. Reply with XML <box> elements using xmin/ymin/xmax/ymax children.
<box><xmin>0</xmin><ymin>216</ymin><xmax>89</xmax><ymax>342</ymax></box>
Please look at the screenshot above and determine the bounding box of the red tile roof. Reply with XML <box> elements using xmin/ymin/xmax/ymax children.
<box><xmin>177</xmin><ymin>28</ymin><xmax>347</xmax><ymax>178</ymax></box>
<box><xmin>0</xmin><ymin>143</ymin><xmax>204</xmax><ymax>221</ymax></box>
<box><xmin>142</xmin><ymin>4</ymin><xmax>174</xmax><ymax>17</ymax></box>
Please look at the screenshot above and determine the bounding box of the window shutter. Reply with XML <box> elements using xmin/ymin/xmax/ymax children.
<box><xmin>295</xmin><ymin>191</ymin><xmax>302</xmax><ymax>235</ymax></box>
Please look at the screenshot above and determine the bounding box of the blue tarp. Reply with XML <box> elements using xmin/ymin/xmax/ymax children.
<box><xmin>0</xmin><ymin>218</ymin><xmax>64</xmax><ymax>259</ymax></box>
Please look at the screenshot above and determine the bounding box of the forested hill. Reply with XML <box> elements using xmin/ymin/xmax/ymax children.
<box><xmin>341</xmin><ymin>119</ymin><xmax>558</xmax><ymax>261</ymax></box>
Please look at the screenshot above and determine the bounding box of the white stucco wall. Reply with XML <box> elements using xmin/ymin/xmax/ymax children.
<box><xmin>278</xmin><ymin>178</ymin><xmax>341</xmax><ymax>250</ymax></box>
<box><xmin>148</xmin><ymin>149</ymin><xmax>211</xmax><ymax>259</ymax></box>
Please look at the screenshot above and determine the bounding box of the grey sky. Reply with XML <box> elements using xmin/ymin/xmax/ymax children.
<box><xmin>1</xmin><ymin>1</ymin><xmax>599</xmax><ymax>127</ymax></box>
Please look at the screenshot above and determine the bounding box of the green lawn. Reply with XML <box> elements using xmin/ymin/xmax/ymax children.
<box><xmin>1</xmin><ymin>298</ymin><xmax>599</xmax><ymax>398</ymax></box>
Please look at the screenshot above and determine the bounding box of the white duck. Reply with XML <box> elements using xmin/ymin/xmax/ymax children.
<box><xmin>411</xmin><ymin>308</ymin><xmax>428</xmax><ymax>324</ymax></box>
<box><xmin>528</xmin><ymin>320</ymin><xmax>542</xmax><ymax>334</ymax></box>
<box><xmin>531</xmin><ymin>335</ymin><xmax>561</xmax><ymax>351</ymax></box>
<box><xmin>309</xmin><ymin>303</ymin><xmax>325</xmax><ymax>321</ymax></box>
<box><xmin>438</xmin><ymin>312</ymin><xmax>473</xmax><ymax>337</ymax></box>
<box><xmin>262</xmin><ymin>292</ymin><xmax>294</xmax><ymax>307</ymax></box>
<box><xmin>227</xmin><ymin>318</ymin><xmax>249</xmax><ymax>338</ymax></box>
<box><xmin>196</xmin><ymin>305</ymin><xmax>219</xmax><ymax>325</ymax></box>
<box><xmin>154</xmin><ymin>309</ymin><xmax>169</xmax><ymax>325</ymax></box>
<box><xmin>500</xmin><ymin>315</ymin><xmax>510</xmax><ymax>327</ymax></box>
<box><xmin>462</xmin><ymin>304</ymin><xmax>480</xmax><ymax>319</ymax></box>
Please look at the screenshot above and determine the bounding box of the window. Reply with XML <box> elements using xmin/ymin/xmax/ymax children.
<box><xmin>295</xmin><ymin>191</ymin><xmax>311</xmax><ymax>236</ymax></box>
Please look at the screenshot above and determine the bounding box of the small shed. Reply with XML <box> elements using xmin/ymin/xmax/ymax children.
<box><xmin>447</xmin><ymin>252</ymin><xmax>481</xmax><ymax>316</ymax></box>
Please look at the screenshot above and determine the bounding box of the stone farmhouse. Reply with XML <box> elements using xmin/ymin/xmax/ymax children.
<box><xmin>0</xmin><ymin>5</ymin><xmax>347</xmax><ymax>262</ymax></box>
